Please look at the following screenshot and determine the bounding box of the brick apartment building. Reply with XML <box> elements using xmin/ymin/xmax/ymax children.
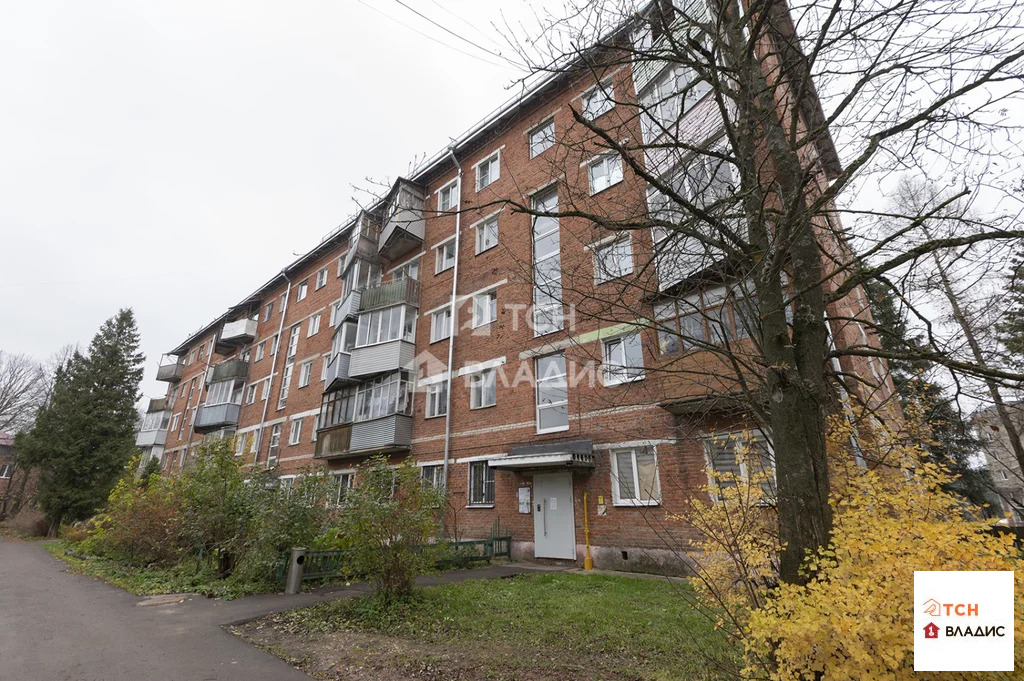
<box><xmin>974</xmin><ymin>402</ymin><xmax>1024</xmax><ymax>524</ymax></box>
<box><xmin>137</xmin><ymin>3</ymin><xmax>888</xmax><ymax>573</ymax></box>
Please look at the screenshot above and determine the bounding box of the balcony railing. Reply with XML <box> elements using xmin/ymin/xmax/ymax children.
<box><xmin>216</xmin><ymin>318</ymin><xmax>258</xmax><ymax>354</ymax></box>
<box><xmin>195</xmin><ymin>403</ymin><xmax>241</xmax><ymax>433</ymax></box>
<box><xmin>155</xmin><ymin>355</ymin><xmax>185</xmax><ymax>382</ymax></box>
<box><xmin>135</xmin><ymin>428</ymin><xmax>167</xmax><ymax>448</ymax></box>
<box><xmin>324</xmin><ymin>352</ymin><xmax>356</xmax><ymax>391</ymax></box>
<box><xmin>358</xmin><ymin>278</ymin><xmax>420</xmax><ymax>312</ymax></box>
<box><xmin>211</xmin><ymin>358</ymin><xmax>250</xmax><ymax>383</ymax></box>
<box><xmin>313</xmin><ymin>424</ymin><xmax>353</xmax><ymax>460</ymax></box>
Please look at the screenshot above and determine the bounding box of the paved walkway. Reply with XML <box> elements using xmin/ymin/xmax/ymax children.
<box><xmin>0</xmin><ymin>538</ymin><xmax>541</xmax><ymax>681</ymax></box>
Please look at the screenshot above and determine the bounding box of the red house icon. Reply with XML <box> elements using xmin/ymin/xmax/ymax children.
<box><xmin>924</xmin><ymin>622</ymin><xmax>940</xmax><ymax>639</ymax></box>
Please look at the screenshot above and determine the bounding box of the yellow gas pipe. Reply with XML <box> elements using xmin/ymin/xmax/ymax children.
<box><xmin>583</xmin><ymin>491</ymin><xmax>594</xmax><ymax>570</ymax></box>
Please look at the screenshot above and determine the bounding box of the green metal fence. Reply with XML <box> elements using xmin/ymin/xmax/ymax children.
<box><xmin>276</xmin><ymin>536</ymin><xmax>513</xmax><ymax>585</ymax></box>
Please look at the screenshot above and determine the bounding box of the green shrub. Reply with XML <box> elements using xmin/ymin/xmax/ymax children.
<box><xmin>336</xmin><ymin>457</ymin><xmax>447</xmax><ymax>603</ymax></box>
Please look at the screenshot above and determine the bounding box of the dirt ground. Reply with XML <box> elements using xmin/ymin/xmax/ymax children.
<box><xmin>231</xmin><ymin>615</ymin><xmax>642</xmax><ymax>681</ymax></box>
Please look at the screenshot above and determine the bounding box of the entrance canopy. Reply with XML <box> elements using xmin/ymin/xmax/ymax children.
<box><xmin>489</xmin><ymin>439</ymin><xmax>596</xmax><ymax>470</ymax></box>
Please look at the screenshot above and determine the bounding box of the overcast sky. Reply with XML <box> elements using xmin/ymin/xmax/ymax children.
<box><xmin>0</xmin><ymin>1</ymin><xmax>538</xmax><ymax>401</ymax></box>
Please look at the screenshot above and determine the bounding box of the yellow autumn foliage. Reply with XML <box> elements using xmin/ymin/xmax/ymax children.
<box><xmin>678</xmin><ymin>409</ymin><xmax>1023</xmax><ymax>681</ymax></box>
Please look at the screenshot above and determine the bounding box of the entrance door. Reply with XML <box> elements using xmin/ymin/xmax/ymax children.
<box><xmin>533</xmin><ymin>472</ymin><xmax>576</xmax><ymax>560</ymax></box>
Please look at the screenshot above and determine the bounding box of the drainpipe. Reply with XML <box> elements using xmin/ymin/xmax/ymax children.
<box><xmin>441</xmin><ymin>147</ymin><xmax>463</xmax><ymax>496</ymax></box>
<box><xmin>254</xmin><ymin>272</ymin><xmax>292</xmax><ymax>466</ymax></box>
<box><xmin>183</xmin><ymin>336</ymin><xmax>216</xmax><ymax>466</ymax></box>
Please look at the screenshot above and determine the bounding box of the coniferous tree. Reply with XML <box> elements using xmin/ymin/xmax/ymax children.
<box><xmin>18</xmin><ymin>309</ymin><xmax>144</xmax><ymax>531</ymax></box>
<box><xmin>864</xmin><ymin>280</ymin><xmax>997</xmax><ymax>509</ymax></box>
<box><xmin>996</xmin><ymin>254</ymin><xmax>1024</xmax><ymax>369</ymax></box>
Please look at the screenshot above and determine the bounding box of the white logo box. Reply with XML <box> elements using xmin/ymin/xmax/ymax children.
<box><xmin>914</xmin><ymin>571</ymin><xmax>1015</xmax><ymax>672</ymax></box>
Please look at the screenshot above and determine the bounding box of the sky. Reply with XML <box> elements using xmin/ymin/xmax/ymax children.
<box><xmin>0</xmin><ymin>0</ymin><xmax>539</xmax><ymax>401</ymax></box>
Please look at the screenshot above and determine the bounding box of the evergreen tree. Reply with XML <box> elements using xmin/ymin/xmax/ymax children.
<box><xmin>863</xmin><ymin>281</ymin><xmax>997</xmax><ymax>510</ymax></box>
<box><xmin>18</xmin><ymin>309</ymin><xmax>144</xmax><ymax>531</ymax></box>
<box><xmin>996</xmin><ymin>254</ymin><xmax>1024</xmax><ymax>369</ymax></box>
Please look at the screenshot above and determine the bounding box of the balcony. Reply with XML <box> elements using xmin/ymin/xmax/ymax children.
<box><xmin>379</xmin><ymin>181</ymin><xmax>425</xmax><ymax>261</ymax></box>
<box><xmin>340</xmin><ymin>217</ymin><xmax>380</xmax><ymax>276</ymax></box>
<box><xmin>349</xmin><ymin>340</ymin><xmax>416</xmax><ymax>379</ymax></box>
<box><xmin>146</xmin><ymin>397</ymin><xmax>168</xmax><ymax>413</ymax></box>
<box><xmin>195</xmin><ymin>403</ymin><xmax>241</xmax><ymax>433</ymax></box>
<box><xmin>313</xmin><ymin>424</ymin><xmax>353</xmax><ymax>460</ymax></box>
<box><xmin>211</xmin><ymin>358</ymin><xmax>250</xmax><ymax>383</ymax></box>
<box><xmin>324</xmin><ymin>352</ymin><xmax>356</xmax><ymax>391</ymax></box>
<box><xmin>135</xmin><ymin>428</ymin><xmax>167</xmax><ymax>448</ymax></box>
<box><xmin>216</xmin><ymin>318</ymin><xmax>258</xmax><ymax>354</ymax></box>
<box><xmin>359</xmin><ymin>278</ymin><xmax>420</xmax><ymax>312</ymax></box>
<box><xmin>155</xmin><ymin>355</ymin><xmax>184</xmax><ymax>382</ymax></box>
<box><xmin>350</xmin><ymin>414</ymin><xmax>413</xmax><ymax>453</ymax></box>
<box><xmin>335</xmin><ymin>289</ymin><xmax>361</xmax><ymax>323</ymax></box>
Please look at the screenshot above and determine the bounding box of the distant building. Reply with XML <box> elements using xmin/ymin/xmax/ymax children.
<box><xmin>0</xmin><ymin>432</ymin><xmax>17</xmax><ymax>500</ymax></box>
<box><xmin>974</xmin><ymin>402</ymin><xmax>1024</xmax><ymax>523</ymax></box>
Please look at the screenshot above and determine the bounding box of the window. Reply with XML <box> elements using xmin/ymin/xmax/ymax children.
<box><xmin>476</xmin><ymin>152</ymin><xmax>500</xmax><ymax>190</ymax></box>
<box><xmin>610</xmin><ymin>447</ymin><xmax>661</xmax><ymax>506</ymax></box>
<box><xmin>289</xmin><ymin>418</ymin><xmax>303</xmax><ymax>445</ymax></box>
<box><xmin>234</xmin><ymin>434</ymin><xmax>247</xmax><ymax>457</ymax></box>
<box><xmin>331</xmin><ymin>472</ymin><xmax>354</xmax><ymax>505</ymax></box>
<box><xmin>261</xmin><ymin>378</ymin><xmax>271</xmax><ymax>401</ymax></box>
<box><xmin>588</xmin><ymin>154</ymin><xmax>623</xmax><ymax>194</ymax></box>
<box><xmin>286</xmin><ymin>325</ymin><xmax>300</xmax><ymax>359</ymax></box>
<box><xmin>639</xmin><ymin>65</ymin><xmax>711</xmax><ymax>142</ymax></box>
<box><xmin>206</xmin><ymin>378</ymin><xmax>244</xmax><ymax>405</ymax></box>
<box><xmin>321</xmin><ymin>354</ymin><xmax>330</xmax><ymax>382</ymax></box>
<box><xmin>421</xmin><ymin>464</ymin><xmax>444</xmax><ymax>489</ymax></box>
<box><xmin>393</xmin><ymin>258</ymin><xmax>420</xmax><ymax>282</ymax></box>
<box><xmin>703</xmin><ymin>433</ymin><xmax>775</xmax><ymax>501</ymax></box>
<box><xmin>531</xmin><ymin>187</ymin><xmax>563</xmax><ymax>336</ymax></box>
<box><xmin>470</xmin><ymin>369</ymin><xmax>497</xmax><ymax>409</ymax></box>
<box><xmin>171</xmin><ymin>412</ymin><xmax>181</xmax><ymax>432</ymax></box>
<box><xmin>581</xmin><ymin>80</ymin><xmax>614</xmax><ymax>119</ymax></box>
<box><xmin>603</xmin><ymin>333</ymin><xmax>645</xmax><ymax>385</ymax></box>
<box><xmin>425</xmin><ymin>381</ymin><xmax>448</xmax><ymax>418</ymax></box>
<box><xmin>264</xmin><ymin>301</ymin><xmax>274</xmax><ymax>321</ymax></box>
<box><xmin>354</xmin><ymin>305</ymin><xmax>416</xmax><ymax>347</ymax></box>
<box><xmin>438</xmin><ymin>181</ymin><xmax>458</xmax><ymax>212</ymax></box>
<box><xmin>254</xmin><ymin>341</ymin><xmax>266</xmax><ymax>361</ymax></box>
<box><xmin>431</xmin><ymin>306</ymin><xmax>452</xmax><ymax>342</ymax></box>
<box><xmin>298</xmin><ymin>360</ymin><xmax>313</xmax><ymax>388</ymax></box>
<box><xmin>354</xmin><ymin>371</ymin><xmax>413</xmax><ymax>421</ymax></box>
<box><xmin>594</xmin><ymin>237</ymin><xmax>633</xmax><ymax>283</ymax></box>
<box><xmin>187</xmin><ymin>350</ymin><xmax>195</xmax><ymax>366</ymax></box>
<box><xmin>654</xmin><ymin>299</ymin><xmax>707</xmax><ymax>354</ymax></box>
<box><xmin>245</xmin><ymin>384</ymin><xmax>257</xmax><ymax>405</ymax></box>
<box><xmin>271</xmin><ymin>333</ymin><xmax>279</xmax><ymax>355</ymax></box>
<box><xmin>342</xmin><ymin>259</ymin><xmax>381</xmax><ymax>298</ymax></box>
<box><xmin>296</xmin><ymin>279</ymin><xmax>309</xmax><ymax>301</ymax></box>
<box><xmin>315</xmin><ymin>267</ymin><xmax>328</xmax><ymax>290</ymax></box>
<box><xmin>0</xmin><ymin>462</ymin><xmax>15</xmax><ymax>478</ymax></box>
<box><xmin>267</xmin><ymin>424</ymin><xmax>281</xmax><ymax>467</ymax></box>
<box><xmin>472</xmin><ymin>290</ymin><xmax>497</xmax><ymax>327</ymax></box>
<box><xmin>535</xmin><ymin>353</ymin><xmax>569</xmax><ymax>433</ymax></box>
<box><xmin>329</xmin><ymin>300</ymin><xmax>341</xmax><ymax>327</ymax></box>
<box><xmin>197</xmin><ymin>344</ymin><xmax>204</xmax><ymax>361</ymax></box>
<box><xmin>307</xmin><ymin>313</ymin><xmax>321</xmax><ymax>337</ymax></box>
<box><xmin>1002</xmin><ymin>470</ymin><xmax>1009</xmax><ymax>481</ymax></box>
<box><xmin>278</xmin><ymin>364</ymin><xmax>292</xmax><ymax>409</ymax></box>
<box><xmin>529</xmin><ymin>119</ymin><xmax>554</xmax><ymax>158</ymax></box>
<box><xmin>319</xmin><ymin>387</ymin><xmax>355</xmax><ymax>430</ymax></box>
<box><xmin>435</xmin><ymin>238</ymin><xmax>456</xmax><ymax>273</ymax></box>
<box><xmin>475</xmin><ymin>215</ymin><xmax>498</xmax><ymax>254</ymax></box>
<box><xmin>468</xmin><ymin>461</ymin><xmax>495</xmax><ymax>506</ymax></box>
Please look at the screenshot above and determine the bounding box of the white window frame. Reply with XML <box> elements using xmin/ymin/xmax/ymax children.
<box><xmin>296</xmin><ymin>280</ymin><xmax>309</xmax><ymax>301</ymax></box>
<box><xmin>286</xmin><ymin>325</ymin><xmax>300</xmax><ymax>359</ymax></box>
<box><xmin>581</xmin><ymin>79</ymin><xmax>614</xmax><ymax>120</ymax></box>
<box><xmin>425</xmin><ymin>381</ymin><xmax>448</xmax><ymax>419</ymax></box>
<box><xmin>472</xmin><ymin>289</ymin><xmax>497</xmax><ymax>328</ymax></box>
<box><xmin>609</xmin><ymin>446</ymin><xmax>661</xmax><ymax>507</ymax></box>
<box><xmin>0</xmin><ymin>462</ymin><xmax>14</xmax><ymax>478</ymax></box>
<box><xmin>430</xmin><ymin>306</ymin><xmax>452</xmax><ymax>343</ymax></box>
<box><xmin>263</xmin><ymin>301</ymin><xmax>274</xmax><ymax>321</ymax></box>
<box><xmin>475</xmin><ymin>214</ymin><xmax>499</xmax><ymax>254</ymax></box>
<box><xmin>587</xmin><ymin>153</ymin><xmax>623</xmax><ymax>195</ymax></box>
<box><xmin>298</xmin><ymin>360</ymin><xmax>313</xmax><ymax>388</ymax></box>
<box><xmin>438</xmin><ymin>179</ymin><xmax>458</xmax><ymax>212</ymax></box>
<box><xmin>255</xmin><ymin>341</ymin><xmax>266</xmax><ymax>362</ymax></box>
<box><xmin>470</xmin><ymin>369</ymin><xmax>497</xmax><ymax>409</ymax></box>
<box><xmin>267</xmin><ymin>424</ymin><xmax>281</xmax><ymax>467</ymax></box>
<box><xmin>278</xmin><ymin>364</ymin><xmax>292</xmax><ymax>409</ymax></box>
<box><xmin>245</xmin><ymin>383</ymin><xmax>257</xmax><ymax>405</ymax></box>
<box><xmin>289</xmin><ymin>418</ymin><xmax>303</xmax><ymax>445</ymax></box>
<box><xmin>593</xmin><ymin>235</ymin><xmax>633</xmax><ymax>283</ymax></box>
<box><xmin>529</xmin><ymin>118</ymin><xmax>555</xmax><ymax>158</ymax></box>
<box><xmin>435</xmin><ymin>237</ymin><xmax>456</xmax><ymax>273</ymax></box>
<box><xmin>475</xmin><ymin>150</ymin><xmax>501</xmax><ymax>191</ymax></box>
<box><xmin>535</xmin><ymin>352</ymin><xmax>569</xmax><ymax>434</ymax></box>
<box><xmin>307</xmin><ymin>313</ymin><xmax>321</xmax><ymax>337</ymax></box>
<box><xmin>602</xmin><ymin>333</ymin><xmax>645</xmax><ymax>386</ymax></box>
<box><xmin>702</xmin><ymin>432</ymin><xmax>776</xmax><ymax>502</ymax></box>
<box><xmin>315</xmin><ymin>267</ymin><xmax>328</xmax><ymax>290</ymax></box>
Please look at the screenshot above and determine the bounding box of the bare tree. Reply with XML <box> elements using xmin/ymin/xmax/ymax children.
<box><xmin>0</xmin><ymin>351</ymin><xmax>46</xmax><ymax>434</ymax></box>
<box><xmin>469</xmin><ymin>0</ymin><xmax>1024</xmax><ymax>583</ymax></box>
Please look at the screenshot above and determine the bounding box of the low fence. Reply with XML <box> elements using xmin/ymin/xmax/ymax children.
<box><xmin>277</xmin><ymin>536</ymin><xmax>513</xmax><ymax>586</ymax></box>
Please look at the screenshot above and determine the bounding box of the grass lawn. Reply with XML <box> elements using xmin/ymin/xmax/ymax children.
<box><xmin>243</xmin><ymin>572</ymin><xmax>740</xmax><ymax>681</ymax></box>
<box><xmin>45</xmin><ymin>541</ymin><xmax>272</xmax><ymax>599</ymax></box>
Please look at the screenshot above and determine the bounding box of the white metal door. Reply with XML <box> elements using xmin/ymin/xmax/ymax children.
<box><xmin>533</xmin><ymin>472</ymin><xmax>576</xmax><ymax>560</ymax></box>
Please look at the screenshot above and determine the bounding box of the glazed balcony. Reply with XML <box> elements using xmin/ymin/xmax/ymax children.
<box><xmin>313</xmin><ymin>424</ymin><xmax>353</xmax><ymax>460</ymax></box>
<box><xmin>215</xmin><ymin>318</ymin><xmax>258</xmax><ymax>354</ymax></box>
<box><xmin>135</xmin><ymin>427</ymin><xmax>167</xmax><ymax>448</ymax></box>
<box><xmin>335</xmin><ymin>289</ymin><xmax>361</xmax><ymax>324</ymax></box>
<box><xmin>155</xmin><ymin>355</ymin><xmax>185</xmax><ymax>382</ymax></box>
<box><xmin>378</xmin><ymin>182</ymin><xmax>425</xmax><ymax>261</ymax></box>
<box><xmin>324</xmin><ymin>352</ymin><xmax>356</xmax><ymax>391</ymax></box>
<box><xmin>195</xmin><ymin>403</ymin><xmax>241</xmax><ymax>433</ymax></box>
<box><xmin>348</xmin><ymin>340</ymin><xmax>416</xmax><ymax>379</ymax></box>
